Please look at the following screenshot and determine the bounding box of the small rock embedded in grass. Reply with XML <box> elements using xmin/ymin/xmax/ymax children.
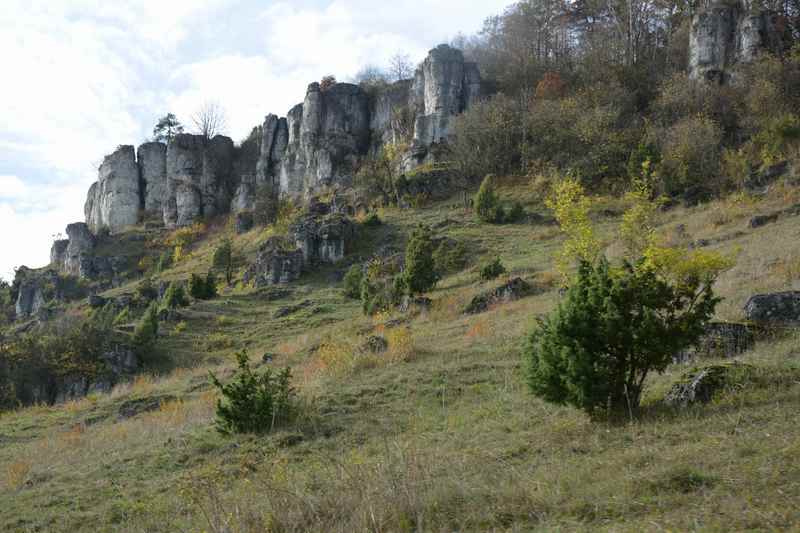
<box><xmin>273</xmin><ymin>299</ymin><xmax>313</xmax><ymax>318</ymax></box>
<box><xmin>117</xmin><ymin>394</ymin><xmax>177</xmax><ymax>420</ymax></box>
<box><xmin>663</xmin><ymin>363</ymin><xmax>756</xmax><ymax>407</ymax></box>
<box><xmin>361</xmin><ymin>335</ymin><xmax>388</xmax><ymax>355</ymax></box>
<box><xmin>464</xmin><ymin>277</ymin><xmax>533</xmax><ymax>314</ymax></box>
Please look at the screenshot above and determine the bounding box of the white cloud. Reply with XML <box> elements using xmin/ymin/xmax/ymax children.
<box><xmin>0</xmin><ymin>176</ymin><xmax>28</xmax><ymax>199</ymax></box>
<box><xmin>0</xmin><ymin>181</ymin><xmax>87</xmax><ymax>281</ymax></box>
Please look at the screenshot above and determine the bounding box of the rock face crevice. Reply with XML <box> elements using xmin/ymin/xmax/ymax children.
<box><xmin>138</xmin><ymin>142</ymin><xmax>168</xmax><ymax>213</ymax></box>
<box><xmin>689</xmin><ymin>1</ymin><xmax>786</xmax><ymax>83</ymax></box>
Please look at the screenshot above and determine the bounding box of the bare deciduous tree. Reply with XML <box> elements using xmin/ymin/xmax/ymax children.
<box><xmin>191</xmin><ymin>102</ymin><xmax>228</xmax><ymax>140</ymax></box>
<box><xmin>389</xmin><ymin>53</ymin><xmax>414</xmax><ymax>81</ymax></box>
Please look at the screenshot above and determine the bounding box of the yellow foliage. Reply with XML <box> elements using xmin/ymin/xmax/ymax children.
<box><xmin>545</xmin><ymin>177</ymin><xmax>600</xmax><ymax>282</ymax></box>
<box><xmin>619</xmin><ymin>177</ymin><xmax>664</xmax><ymax>258</ymax></box>
<box><xmin>317</xmin><ymin>341</ymin><xmax>356</xmax><ymax>376</ymax></box>
<box><xmin>641</xmin><ymin>242</ymin><xmax>736</xmax><ymax>288</ymax></box>
<box><xmin>385</xmin><ymin>326</ymin><xmax>414</xmax><ymax>362</ymax></box>
<box><xmin>164</xmin><ymin>223</ymin><xmax>207</xmax><ymax>248</ymax></box>
<box><xmin>548</xmin><ymin>174</ymin><xmax>735</xmax><ymax>290</ymax></box>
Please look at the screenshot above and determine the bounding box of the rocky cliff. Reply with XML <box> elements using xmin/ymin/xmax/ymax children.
<box><xmin>85</xmin><ymin>145</ymin><xmax>141</xmax><ymax>233</ymax></box>
<box><xmin>80</xmin><ymin>44</ymin><xmax>481</xmax><ymax>237</ymax></box>
<box><xmin>689</xmin><ymin>1</ymin><xmax>786</xmax><ymax>83</ymax></box>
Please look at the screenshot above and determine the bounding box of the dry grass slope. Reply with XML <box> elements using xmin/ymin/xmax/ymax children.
<box><xmin>2</xmin><ymin>177</ymin><xmax>800</xmax><ymax>531</ymax></box>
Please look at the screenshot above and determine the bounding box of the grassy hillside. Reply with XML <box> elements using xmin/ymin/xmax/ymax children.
<box><xmin>2</xmin><ymin>178</ymin><xmax>800</xmax><ymax>531</ymax></box>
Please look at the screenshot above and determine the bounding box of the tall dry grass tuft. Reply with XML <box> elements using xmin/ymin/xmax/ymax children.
<box><xmin>465</xmin><ymin>318</ymin><xmax>490</xmax><ymax>342</ymax></box>
<box><xmin>4</xmin><ymin>459</ymin><xmax>32</xmax><ymax>491</ymax></box>
<box><xmin>385</xmin><ymin>326</ymin><xmax>415</xmax><ymax>362</ymax></box>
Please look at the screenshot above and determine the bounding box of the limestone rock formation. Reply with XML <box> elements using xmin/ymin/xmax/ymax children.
<box><xmin>249</xmin><ymin>45</ymin><xmax>481</xmax><ymax>197</ymax></box>
<box><xmin>277</xmin><ymin>83</ymin><xmax>371</xmax><ymax>195</ymax></box>
<box><xmin>290</xmin><ymin>211</ymin><xmax>355</xmax><ymax>264</ymax></box>
<box><xmin>664</xmin><ymin>363</ymin><xmax>755</xmax><ymax>407</ymax></box>
<box><xmin>64</xmin><ymin>222</ymin><xmax>96</xmax><ymax>277</ymax></box>
<box><xmin>465</xmin><ymin>278</ymin><xmax>533</xmax><ymax>314</ymax></box>
<box><xmin>369</xmin><ymin>79</ymin><xmax>414</xmax><ymax>149</ymax></box>
<box><xmin>243</xmin><ymin>238</ymin><xmax>304</xmax><ymax>287</ymax></box>
<box><xmin>50</xmin><ymin>239</ymin><xmax>68</xmax><ymax>268</ymax></box>
<box><xmin>79</xmin><ymin>44</ymin><xmax>480</xmax><ymax>233</ymax></box>
<box><xmin>232</xmin><ymin>174</ymin><xmax>257</xmax><ymax>213</ymax></box>
<box><xmin>412</xmin><ymin>44</ymin><xmax>481</xmax><ymax>147</ymax></box>
<box><xmin>163</xmin><ymin>134</ymin><xmax>235</xmax><ymax>228</ymax></box>
<box><xmin>744</xmin><ymin>291</ymin><xmax>800</xmax><ymax>324</ymax></box>
<box><xmin>689</xmin><ymin>1</ymin><xmax>785</xmax><ymax>83</ymax></box>
<box><xmin>19</xmin><ymin>344</ymin><xmax>138</xmax><ymax>406</ymax></box>
<box><xmin>138</xmin><ymin>142</ymin><xmax>167</xmax><ymax>213</ymax></box>
<box><xmin>674</xmin><ymin>322</ymin><xmax>755</xmax><ymax>363</ymax></box>
<box><xmin>15</xmin><ymin>273</ymin><xmax>46</xmax><ymax>319</ymax></box>
<box><xmin>13</xmin><ymin>268</ymin><xmax>65</xmax><ymax>320</ymax></box>
<box><xmin>85</xmin><ymin>145</ymin><xmax>141</xmax><ymax>233</ymax></box>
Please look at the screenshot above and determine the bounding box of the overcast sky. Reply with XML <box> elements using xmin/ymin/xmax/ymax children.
<box><xmin>0</xmin><ymin>0</ymin><xmax>509</xmax><ymax>282</ymax></box>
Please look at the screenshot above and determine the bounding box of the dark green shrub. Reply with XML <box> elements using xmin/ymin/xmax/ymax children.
<box><xmin>361</xmin><ymin>274</ymin><xmax>403</xmax><ymax>315</ymax></box>
<box><xmin>205</xmin><ymin>271</ymin><xmax>218</xmax><ymax>299</ymax></box>
<box><xmin>362</xmin><ymin>213</ymin><xmax>382</xmax><ymax>227</ymax></box>
<box><xmin>136</xmin><ymin>278</ymin><xmax>158</xmax><ymax>302</ymax></box>
<box><xmin>399</xmin><ymin>224</ymin><xmax>440</xmax><ymax>296</ymax></box>
<box><xmin>359</xmin><ymin>259</ymin><xmax>403</xmax><ymax>315</ymax></box>
<box><xmin>162</xmin><ymin>282</ymin><xmax>188</xmax><ymax>309</ymax></box>
<box><xmin>189</xmin><ymin>274</ymin><xmax>205</xmax><ymax>299</ymax></box>
<box><xmin>480</xmin><ymin>258</ymin><xmax>506</xmax><ymax>281</ymax></box>
<box><xmin>474</xmin><ymin>175</ymin><xmax>503</xmax><ymax>223</ymax></box>
<box><xmin>132</xmin><ymin>302</ymin><xmax>159</xmax><ymax>354</ymax></box>
<box><xmin>212</xmin><ymin>239</ymin><xmax>234</xmax><ymax>284</ymax></box>
<box><xmin>189</xmin><ymin>272</ymin><xmax>218</xmax><ymax>300</ymax></box>
<box><xmin>525</xmin><ymin>259</ymin><xmax>718</xmax><ymax>416</ymax></box>
<box><xmin>210</xmin><ymin>350</ymin><xmax>295</xmax><ymax>434</ymax></box>
<box><xmin>506</xmin><ymin>201</ymin><xmax>526</xmax><ymax>223</ymax></box>
<box><xmin>1</xmin><ymin>313</ymin><xmax>122</xmax><ymax>408</ymax></box>
<box><xmin>433</xmin><ymin>240</ymin><xmax>468</xmax><ymax>274</ymax></box>
<box><xmin>343</xmin><ymin>265</ymin><xmax>364</xmax><ymax>299</ymax></box>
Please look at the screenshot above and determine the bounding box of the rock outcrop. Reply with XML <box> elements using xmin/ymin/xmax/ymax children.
<box><xmin>15</xmin><ymin>344</ymin><xmax>139</xmax><ymax>406</ymax></box>
<box><xmin>689</xmin><ymin>1</ymin><xmax>785</xmax><ymax>83</ymax></box>
<box><xmin>411</xmin><ymin>44</ymin><xmax>481</xmax><ymax>149</ymax></box>
<box><xmin>664</xmin><ymin>363</ymin><xmax>755</xmax><ymax>407</ymax></box>
<box><xmin>243</xmin><ymin>238</ymin><xmax>304</xmax><ymax>287</ymax></box>
<box><xmin>63</xmin><ymin>222</ymin><xmax>96</xmax><ymax>277</ymax></box>
<box><xmin>163</xmin><ymin>134</ymin><xmax>236</xmax><ymax>228</ymax></box>
<box><xmin>370</xmin><ymin>79</ymin><xmax>414</xmax><ymax>149</ymax></box>
<box><xmin>50</xmin><ymin>239</ymin><xmax>68</xmax><ymax>268</ymax></box>
<box><xmin>744</xmin><ymin>291</ymin><xmax>800</xmax><ymax>324</ymax></box>
<box><xmin>12</xmin><ymin>268</ymin><xmax>68</xmax><ymax>320</ymax></box>
<box><xmin>674</xmin><ymin>321</ymin><xmax>755</xmax><ymax>363</ymax></box>
<box><xmin>252</xmin><ymin>44</ymin><xmax>480</xmax><ymax>199</ymax></box>
<box><xmin>85</xmin><ymin>145</ymin><xmax>141</xmax><ymax>233</ymax></box>
<box><xmin>82</xmin><ymin>44</ymin><xmax>480</xmax><ymax>232</ymax></box>
<box><xmin>276</xmin><ymin>83</ymin><xmax>371</xmax><ymax>195</ymax></box>
<box><xmin>465</xmin><ymin>278</ymin><xmax>533</xmax><ymax>314</ymax></box>
<box><xmin>290</xmin><ymin>212</ymin><xmax>355</xmax><ymax>265</ymax></box>
<box><xmin>15</xmin><ymin>271</ymin><xmax>47</xmax><ymax>319</ymax></box>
